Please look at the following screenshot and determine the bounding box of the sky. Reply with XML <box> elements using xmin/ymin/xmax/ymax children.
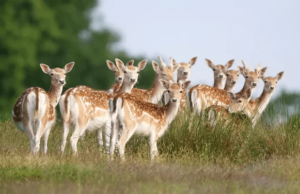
<box><xmin>91</xmin><ymin>0</ymin><xmax>300</xmax><ymax>98</ymax></box>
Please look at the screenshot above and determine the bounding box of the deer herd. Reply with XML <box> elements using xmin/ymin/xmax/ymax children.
<box><xmin>12</xmin><ymin>57</ymin><xmax>284</xmax><ymax>161</ymax></box>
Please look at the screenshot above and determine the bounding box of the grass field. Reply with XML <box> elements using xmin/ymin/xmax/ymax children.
<box><xmin>1</xmin><ymin>110</ymin><xmax>300</xmax><ymax>194</ymax></box>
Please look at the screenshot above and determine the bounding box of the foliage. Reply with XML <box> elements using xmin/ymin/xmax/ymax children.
<box><xmin>0</xmin><ymin>0</ymin><xmax>155</xmax><ymax>119</ymax></box>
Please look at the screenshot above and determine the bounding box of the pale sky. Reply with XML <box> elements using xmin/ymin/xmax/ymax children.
<box><xmin>91</xmin><ymin>0</ymin><xmax>300</xmax><ymax>97</ymax></box>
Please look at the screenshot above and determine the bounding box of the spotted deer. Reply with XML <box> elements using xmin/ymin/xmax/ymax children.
<box><xmin>162</xmin><ymin>57</ymin><xmax>197</xmax><ymax>107</ymax></box>
<box><xmin>110</xmin><ymin>80</ymin><xmax>191</xmax><ymax>161</ymax></box>
<box><xmin>189</xmin><ymin>60</ymin><xmax>264</xmax><ymax>115</ymax></box>
<box><xmin>227</xmin><ymin>71</ymin><xmax>284</xmax><ymax>127</ymax></box>
<box><xmin>130</xmin><ymin>56</ymin><xmax>178</xmax><ymax>103</ymax></box>
<box><xmin>107</xmin><ymin>60</ymin><xmax>124</xmax><ymax>94</ymax></box>
<box><xmin>12</xmin><ymin>62</ymin><xmax>75</xmax><ymax>154</ymax></box>
<box><xmin>59</xmin><ymin>59</ymin><xmax>147</xmax><ymax>154</ymax></box>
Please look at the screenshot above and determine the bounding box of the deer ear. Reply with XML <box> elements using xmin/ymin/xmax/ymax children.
<box><xmin>115</xmin><ymin>58</ymin><xmax>125</xmax><ymax>69</ymax></box>
<box><xmin>182</xmin><ymin>80</ymin><xmax>191</xmax><ymax>89</ymax></box>
<box><xmin>227</xmin><ymin>92</ymin><xmax>235</xmax><ymax>100</ymax></box>
<box><xmin>64</xmin><ymin>62</ymin><xmax>75</xmax><ymax>73</ymax></box>
<box><xmin>159</xmin><ymin>79</ymin><xmax>170</xmax><ymax>89</ymax></box>
<box><xmin>275</xmin><ymin>71</ymin><xmax>284</xmax><ymax>81</ymax></box>
<box><xmin>126</xmin><ymin>60</ymin><xmax>134</xmax><ymax>66</ymax></box>
<box><xmin>255</xmin><ymin>63</ymin><xmax>261</xmax><ymax>75</ymax></box>
<box><xmin>225</xmin><ymin>59</ymin><xmax>234</xmax><ymax>70</ymax></box>
<box><xmin>237</xmin><ymin>66</ymin><xmax>243</xmax><ymax>75</ymax></box>
<box><xmin>259</xmin><ymin>67</ymin><xmax>267</xmax><ymax>79</ymax></box>
<box><xmin>152</xmin><ymin>61</ymin><xmax>160</xmax><ymax>72</ymax></box>
<box><xmin>138</xmin><ymin>59</ymin><xmax>148</xmax><ymax>71</ymax></box>
<box><xmin>172</xmin><ymin>62</ymin><xmax>180</xmax><ymax>72</ymax></box>
<box><xmin>205</xmin><ymin>58</ymin><xmax>214</xmax><ymax>69</ymax></box>
<box><xmin>158</xmin><ymin>56</ymin><xmax>166</xmax><ymax>68</ymax></box>
<box><xmin>106</xmin><ymin>60</ymin><xmax>116</xmax><ymax>70</ymax></box>
<box><xmin>40</xmin><ymin>64</ymin><xmax>51</xmax><ymax>74</ymax></box>
<box><xmin>189</xmin><ymin>57</ymin><xmax>197</xmax><ymax>67</ymax></box>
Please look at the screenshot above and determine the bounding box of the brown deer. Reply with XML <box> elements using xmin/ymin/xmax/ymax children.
<box><xmin>59</xmin><ymin>59</ymin><xmax>147</xmax><ymax>154</ymax></box>
<box><xmin>189</xmin><ymin>60</ymin><xmax>263</xmax><ymax>115</ymax></box>
<box><xmin>130</xmin><ymin>56</ymin><xmax>178</xmax><ymax>103</ymax></box>
<box><xmin>110</xmin><ymin>80</ymin><xmax>191</xmax><ymax>161</ymax></box>
<box><xmin>107</xmin><ymin>60</ymin><xmax>124</xmax><ymax>94</ymax></box>
<box><xmin>227</xmin><ymin>71</ymin><xmax>284</xmax><ymax>126</ymax></box>
<box><xmin>162</xmin><ymin>57</ymin><xmax>197</xmax><ymax>107</ymax></box>
<box><xmin>12</xmin><ymin>62</ymin><xmax>75</xmax><ymax>154</ymax></box>
<box><xmin>224</xmin><ymin>69</ymin><xmax>241</xmax><ymax>93</ymax></box>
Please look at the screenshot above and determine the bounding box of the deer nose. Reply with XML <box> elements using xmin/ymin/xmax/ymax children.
<box><xmin>59</xmin><ymin>79</ymin><xmax>65</xmax><ymax>84</ymax></box>
<box><xmin>117</xmin><ymin>76</ymin><xmax>123</xmax><ymax>81</ymax></box>
<box><xmin>270</xmin><ymin>86</ymin><xmax>275</xmax><ymax>90</ymax></box>
<box><xmin>231</xmin><ymin>80</ymin><xmax>236</xmax><ymax>84</ymax></box>
<box><xmin>252</xmin><ymin>82</ymin><xmax>257</xmax><ymax>87</ymax></box>
<box><xmin>130</xmin><ymin>78</ymin><xmax>136</xmax><ymax>83</ymax></box>
<box><xmin>218</xmin><ymin>74</ymin><xmax>224</xmax><ymax>78</ymax></box>
<box><xmin>172</xmin><ymin>98</ymin><xmax>177</xmax><ymax>102</ymax></box>
<box><xmin>183</xmin><ymin>71</ymin><xmax>188</xmax><ymax>75</ymax></box>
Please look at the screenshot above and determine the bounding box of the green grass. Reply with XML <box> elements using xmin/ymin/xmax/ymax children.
<box><xmin>1</xmin><ymin>111</ymin><xmax>300</xmax><ymax>193</ymax></box>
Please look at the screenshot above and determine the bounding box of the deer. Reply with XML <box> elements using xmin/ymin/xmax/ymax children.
<box><xmin>188</xmin><ymin>60</ymin><xmax>263</xmax><ymax>115</ymax></box>
<box><xmin>107</xmin><ymin>60</ymin><xmax>124</xmax><ymax>94</ymax></box>
<box><xmin>130</xmin><ymin>56</ymin><xmax>178</xmax><ymax>103</ymax></box>
<box><xmin>110</xmin><ymin>80</ymin><xmax>191</xmax><ymax>161</ymax></box>
<box><xmin>12</xmin><ymin>62</ymin><xmax>75</xmax><ymax>154</ymax></box>
<box><xmin>227</xmin><ymin>71</ymin><xmax>284</xmax><ymax>127</ymax></box>
<box><xmin>59</xmin><ymin>59</ymin><xmax>147</xmax><ymax>155</ymax></box>
<box><xmin>224</xmin><ymin>69</ymin><xmax>241</xmax><ymax>93</ymax></box>
<box><xmin>162</xmin><ymin>57</ymin><xmax>197</xmax><ymax>107</ymax></box>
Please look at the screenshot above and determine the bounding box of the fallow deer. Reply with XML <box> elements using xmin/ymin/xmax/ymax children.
<box><xmin>12</xmin><ymin>62</ymin><xmax>75</xmax><ymax>154</ymax></box>
<box><xmin>110</xmin><ymin>80</ymin><xmax>191</xmax><ymax>161</ymax></box>
<box><xmin>227</xmin><ymin>71</ymin><xmax>284</xmax><ymax>127</ymax></box>
<box><xmin>130</xmin><ymin>56</ymin><xmax>178</xmax><ymax>103</ymax></box>
<box><xmin>107</xmin><ymin>60</ymin><xmax>124</xmax><ymax>94</ymax></box>
<box><xmin>224</xmin><ymin>69</ymin><xmax>241</xmax><ymax>93</ymax></box>
<box><xmin>189</xmin><ymin>60</ymin><xmax>264</xmax><ymax>115</ymax></box>
<box><xmin>59</xmin><ymin>59</ymin><xmax>147</xmax><ymax>154</ymax></box>
<box><xmin>162</xmin><ymin>57</ymin><xmax>197</xmax><ymax>107</ymax></box>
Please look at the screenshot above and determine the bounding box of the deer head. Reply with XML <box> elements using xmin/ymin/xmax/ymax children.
<box><xmin>40</xmin><ymin>62</ymin><xmax>75</xmax><ymax>86</ymax></box>
<box><xmin>206</xmin><ymin>59</ymin><xmax>234</xmax><ymax>88</ymax></box>
<box><xmin>115</xmin><ymin>58</ymin><xmax>148</xmax><ymax>87</ymax></box>
<box><xmin>261</xmin><ymin>71</ymin><xmax>284</xmax><ymax>93</ymax></box>
<box><xmin>157</xmin><ymin>56</ymin><xmax>179</xmax><ymax>82</ymax></box>
<box><xmin>160</xmin><ymin>80</ymin><xmax>191</xmax><ymax>103</ymax></box>
<box><xmin>241</xmin><ymin>60</ymin><xmax>261</xmax><ymax>89</ymax></box>
<box><xmin>107</xmin><ymin>60</ymin><xmax>124</xmax><ymax>83</ymax></box>
<box><xmin>176</xmin><ymin>57</ymin><xmax>197</xmax><ymax>81</ymax></box>
<box><xmin>225</xmin><ymin>69</ymin><xmax>241</xmax><ymax>92</ymax></box>
<box><xmin>227</xmin><ymin>88</ymin><xmax>252</xmax><ymax>113</ymax></box>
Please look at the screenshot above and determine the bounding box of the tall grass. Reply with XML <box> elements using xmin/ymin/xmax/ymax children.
<box><xmin>1</xmin><ymin>107</ymin><xmax>300</xmax><ymax>193</ymax></box>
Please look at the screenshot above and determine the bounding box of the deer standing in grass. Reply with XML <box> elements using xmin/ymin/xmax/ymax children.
<box><xmin>59</xmin><ymin>59</ymin><xmax>147</xmax><ymax>154</ymax></box>
<box><xmin>162</xmin><ymin>57</ymin><xmax>197</xmax><ymax>107</ymax></box>
<box><xmin>107</xmin><ymin>61</ymin><xmax>124</xmax><ymax>94</ymax></box>
<box><xmin>130</xmin><ymin>56</ymin><xmax>178</xmax><ymax>103</ymax></box>
<box><xmin>189</xmin><ymin>60</ymin><xmax>262</xmax><ymax>115</ymax></box>
<box><xmin>227</xmin><ymin>71</ymin><xmax>284</xmax><ymax>127</ymax></box>
<box><xmin>110</xmin><ymin>80</ymin><xmax>191</xmax><ymax>161</ymax></box>
<box><xmin>12</xmin><ymin>62</ymin><xmax>75</xmax><ymax>154</ymax></box>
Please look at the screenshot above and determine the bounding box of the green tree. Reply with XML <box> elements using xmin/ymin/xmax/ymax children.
<box><xmin>0</xmin><ymin>0</ymin><xmax>155</xmax><ymax>119</ymax></box>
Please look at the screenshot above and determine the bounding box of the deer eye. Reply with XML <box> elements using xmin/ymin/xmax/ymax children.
<box><xmin>123</xmin><ymin>71</ymin><xmax>127</xmax><ymax>74</ymax></box>
<box><xmin>212</xmin><ymin>69</ymin><xmax>215</xmax><ymax>72</ymax></box>
<box><xmin>50</xmin><ymin>73</ymin><xmax>54</xmax><ymax>76</ymax></box>
<box><xmin>180</xmin><ymin>91</ymin><xmax>183</xmax><ymax>93</ymax></box>
<box><xmin>226</xmin><ymin>74</ymin><xmax>229</xmax><ymax>76</ymax></box>
<box><xmin>114</xmin><ymin>71</ymin><xmax>116</xmax><ymax>73</ymax></box>
<box><xmin>238</xmin><ymin>100</ymin><xmax>242</xmax><ymax>103</ymax></box>
<box><xmin>264</xmin><ymin>81</ymin><xmax>267</xmax><ymax>83</ymax></box>
<box><xmin>167</xmin><ymin>90</ymin><xmax>170</xmax><ymax>93</ymax></box>
<box><xmin>163</xmin><ymin>73</ymin><xmax>167</xmax><ymax>77</ymax></box>
<box><xmin>245</xmin><ymin>75</ymin><xmax>249</xmax><ymax>79</ymax></box>
<box><xmin>137</xmin><ymin>71</ymin><xmax>140</xmax><ymax>74</ymax></box>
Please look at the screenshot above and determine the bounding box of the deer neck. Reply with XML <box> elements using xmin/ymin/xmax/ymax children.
<box><xmin>48</xmin><ymin>84</ymin><xmax>63</xmax><ymax>107</ymax></box>
<box><xmin>237</xmin><ymin>82</ymin><xmax>254</xmax><ymax>98</ymax></box>
<box><xmin>148</xmin><ymin>76</ymin><xmax>166</xmax><ymax>104</ymax></box>
<box><xmin>165</xmin><ymin>101</ymin><xmax>180</xmax><ymax>124</ymax></box>
<box><xmin>117</xmin><ymin>81</ymin><xmax>135</xmax><ymax>94</ymax></box>
<box><xmin>213</xmin><ymin>77</ymin><xmax>226</xmax><ymax>89</ymax></box>
<box><xmin>249</xmin><ymin>89</ymin><xmax>273</xmax><ymax>121</ymax></box>
<box><xmin>224</xmin><ymin>83</ymin><xmax>235</xmax><ymax>93</ymax></box>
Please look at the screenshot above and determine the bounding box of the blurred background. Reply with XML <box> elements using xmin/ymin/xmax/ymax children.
<box><xmin>0</xmin><ymin>0</ymin><xmax>299</xmax><ymax>121</ymax></box>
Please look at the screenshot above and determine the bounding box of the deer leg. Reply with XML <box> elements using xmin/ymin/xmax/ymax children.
<box><xmin>70</xmin><ymin>121</ymin><xmax>86</xmax><ymax>155</ymax></box>
<box><xmin>149</xmin><ymin>132</ymin><xmax>159</xmax><ymax>161</ymax></box>
<box><xmin>104</xmin><ymin>120</ymin><xmax>111</xmax><ymax>155</ymax></box>
<box><xmin>32</xmin><ymin>121</ymin><xmax>45</xmax><ymax>155</ymax></box>
<box><xmin>61</xmin><ymin>121</ymin><xmax>70</xmax><ymax>153</ymax></box>
<box><xmin>109</xmin><ymin>119</ymin><xmax>118</xmax><ymax>160</ymax></box>
<box><xmin>43</xmin><ymin>123</ymin><xmax>53</xmax><ymax>154</ymax></box>
<box><xmin>24</xmin><ymin>121</ymin><xmax>35</xmax><ymax>152</ymax></box>
<box><xmin>118</xmin><ymin>123</ymin><xmax>136</xmax><ymax>162</ymax></box>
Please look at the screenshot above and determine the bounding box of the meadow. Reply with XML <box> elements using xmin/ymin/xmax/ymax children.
<box><xmin>1</xmin><ymin>108</ymin><xmax>300</xmax><ymax>194</ymax></box>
